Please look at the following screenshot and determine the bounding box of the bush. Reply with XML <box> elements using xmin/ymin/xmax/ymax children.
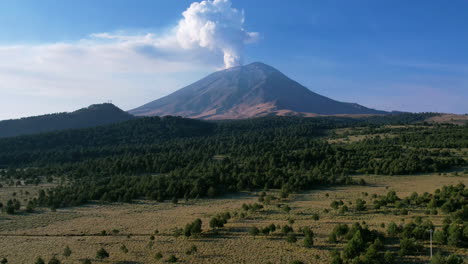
<box><xmin>48</xmin><ymin>257</ymin><xmax>61</xmax><ymax>264</ymax></box>
<box><xmin>120</xmin><ymin>244</ymin><xmax>129</xmax><ymax>253</ymax></box>
<box><xmin>286</xmin><ymin>233</ymin><xmax>297</xmax><ymax>243</ymax></box>
<box><xmin>35</xmin><ymin>257</ymin><xmax>45</xmax><ymax>264</ymax></box>
<box><xmin>387</xmin><ymin>222</ymin><xmax>399</xmax><ymax>236</ymax></box>
<box><xmin>312</xmin><ymin>213</ymin><xmax>319</xmax><ymax>221</ymax></box>
<box><xmin>330</xmin><ymin>251</ymin><xmax>342</xmax><ymax>264</ymax></box>
<box><xmin>96</xmin><ymin>248</ymin><xmax>109</xmax><ymax>261</ymax></box>
<box><xmin>434</xmin><ymin>230</ymin><xmax>447</xmax><ymax>244</ymax></box>
<box><xmin>383</xmin><ymin>251</ymin><xmax>395</xmax><ymax>264</ymax></box>
<box><xmin>249</xmin><ymin>227</ymin><xmax>260</xmax><ymax>237</ymax></box>
<box><xmin>399</xmin><ymin>238</ymin><xmax>422</xmax><ymax>256</ymax></box>
<box><xmin>167</xmin><ymin>255</ymin><xmax>178</xmax><ymax>263</ymax></box>
<box><xmin>155</xmin><ymin>252</ymin><xmax>163</xmax><ymax>260</ymax></box>
<box><xmin>355</xmin><ymin>199</ymin><xmax>367</xmax><ymax>211</ymax></box>
<box><xmin>281</xmin><ymin>225</ymin><xmax>294</xmax><ymax>234</ymax></box>
<box><xmin>303</xmin><ymin>227</ymin><xmax>314</xmax><ymax>248</ymax></box>
<box><xmin>330</xmin><ymin>201</ymin><xmax>340</xmax><ymax>209</ymax></box>
<box><xmin>328</xmin><ymin>233</ymin><xmax>338</xmax><ymax>243</ymax></box>
<box><xmin>430</xmin><ymin>252</ymin><xmax>463</xmax><ymax>264</ymax></box>
<box><xmin>447</xmin><ymin>224</ymin><xmax>462</xmax><ymax>247</ymax></box>
<box><xmin>184</xmin><ymin>218</ymin><xmax>202</xmax><ymax>237</ymax></box>
<box><xmin>343</xmin><ymin>230</ymin><xmax>365</xmax><ymax>260</ymax></box>
<box><xmin>339</xmin><ymin>205</ymin><xmax>349</xmax><ymax>214</ymax></box>
<box><xmin>63</xmin><ymin>246</ymin><xmax>72</xmax><ymax>257</ymax></box>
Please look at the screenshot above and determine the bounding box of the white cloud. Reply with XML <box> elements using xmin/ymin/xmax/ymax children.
<box><xmin>0</xmin><ymin>0</ymin><xmax>258</xmax><ymax>120</ymax></box>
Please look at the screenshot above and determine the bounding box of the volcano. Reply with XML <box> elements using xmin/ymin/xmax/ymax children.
<box><xmin>129</xmin><ymin>62</ymin><xmax>387</xmax><ymax>119</ymax></box>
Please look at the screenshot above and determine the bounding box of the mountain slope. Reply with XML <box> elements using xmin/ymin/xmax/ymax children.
<box><xmin>0</xmin><ymin>103</ymin><xmax>135</xmax><ymax>138</ymax></box>
<box><xmin>130</xmin><ymin>62</ymin><xmax>388</xmax><ymax>119</ymax></box>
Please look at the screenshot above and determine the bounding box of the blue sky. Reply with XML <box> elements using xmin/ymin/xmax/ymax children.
<box><xmin>0</xmin><ymin>0</ymin><xmax>467</xmax><ymax>120</ymax></box>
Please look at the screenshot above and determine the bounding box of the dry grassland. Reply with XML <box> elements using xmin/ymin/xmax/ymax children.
<box><xmin>0</xmin><ymin>174</ymin><xmax>467</xmax><ymax>264</ymax></box>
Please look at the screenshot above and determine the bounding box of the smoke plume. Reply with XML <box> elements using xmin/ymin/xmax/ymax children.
<box><xmin>176</xmin><ymin>0</ymin><xmax>258</xmax><ymax>68</ymax></box>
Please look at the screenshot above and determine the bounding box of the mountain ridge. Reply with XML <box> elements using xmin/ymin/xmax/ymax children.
<box><xmin>0</xmin><ymin>103</ymin><xmax>135</xmax><ymax>138</ymax></box>
<box><xmin>130</xmin><ymin>62</ymin><xmax>388</xmax><ymax>119</ymax></box>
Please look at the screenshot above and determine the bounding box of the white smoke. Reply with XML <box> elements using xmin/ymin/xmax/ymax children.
<box><xmin>0</xmin><ymin>0</ymin><xmax>259</xmax><ymax>119</ymax></box>
<box><xmin>176</xmin><ymin>0</ymin><xmax>258</xmax><ymax>68</ymax></box>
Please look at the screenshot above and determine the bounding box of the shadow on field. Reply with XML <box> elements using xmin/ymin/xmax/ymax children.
<box><xmin>113</xmin><ymin>261</ymin><xmax>144</xmax><ymax>264</ymax></box>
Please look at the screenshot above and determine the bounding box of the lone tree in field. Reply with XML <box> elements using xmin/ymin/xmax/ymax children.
<box><xmin>286</xmin><ymin>233</ymin><xmax>297</xmax><ymax>243</ymax></box>
<box><xmin>63</xmin><ymin>246</ymin><xmax>72</xmax><ymax>257</ymax></box>
<box><xmin>184</xmin><ymin>218</ymin><xmax>202</xmax><ymax>237</ymax></box>
<box><xmin>48</xmin><ymin>256</ymin><xmax>61</xmax><ymax>264</ymax></box>
<box><xmin>303</xmin><ymin>227</ymin><xmax>314</xmax><ymax>248</ymax></box>
<box><xmin>167</xmin><ymin>255</ymin><xmax>178</xmax><ymax>263</ymax></box>
<box><xmin>355</xmin><ymin>199</ymin><xmax>367</xmax><ymax>211</ymax></box>
<box><xmin>249</xmin><ymin>227</ymin><xmax>260</xmax><ymax>237</ymax></box>
<box><xmin>35</xmin><ymin>257</ymin><xmax>45</xmax><ymax>264</ymax></box>
<box><xmin>330</xmin><ymin>200</ymin><xmax>340</xmax><ymax>210</ymax></box>
<box><xmin>96</xmin><ymin>248</ymin><xmax>109</xmax><ymax>261</ymax></box>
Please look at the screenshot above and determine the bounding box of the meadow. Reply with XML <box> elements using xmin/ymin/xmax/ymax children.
<box><xmin>1</xmin><ymin>173</ymin><xmax>466</xmax><ymax>264</ymax></box>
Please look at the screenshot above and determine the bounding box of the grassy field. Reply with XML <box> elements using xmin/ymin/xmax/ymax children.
<box><xmin>0</xmin><ymin>173</ymin><xmax>467</xmax><ymax>264</ymax></box>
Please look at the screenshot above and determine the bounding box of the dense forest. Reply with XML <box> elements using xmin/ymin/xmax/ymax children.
<box><xmin>0</xmin><ymin>113</ymin><xmax>466</xmax><ymax>209</ymax></box>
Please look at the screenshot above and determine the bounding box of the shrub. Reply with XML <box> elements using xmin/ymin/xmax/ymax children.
<box><xmin>330</xmin><ymin>250</ymin><xmax>342</xmax><ymax>264</ymax></box>
<box><xmin>399</xmin><ymin>238</ymin><xmax>422</xmax><ymax>256</ymax></box>
<box><xmin>387</xmin><ymin>222</ymin><xmax>399</xmax><ymax>236</ymax></box>
<box><xmin>339</xmin><ymin>205</ymin><xmax>349</xmax><ymax>214</ymax></box>
<box><xmin>312</xmin><ymin>213</ymin><xmax>319</xmax><ymax>221</ymax></box>
<box><xmin>155</xmin><ymin>252</ymin><xmax>163</xmax><ymax>260</ymax></box>
<box><xmin>282</xmin><ymin>225</ymin><xmax>294</xmax><ymax>234</ymax></box>
<box><xmin>430</xmin><ymin>252</ymin><xmax>463</xmax><ymax>264</ymax></box>
<box><xmin>35</xmin><ymin>257</ymin><xmax>45</xmax><ymax>264</ymax></box>
<box><xmin>286</xmin><ymin>233</ymin><xmax>297</xmax><ymax>243</ymax></box>
<box><xmin>447</xmin><ymin>224</ymin><xmax>462</xmax><ymax>247</ymax></box>
<box><xmin>343</xmin><ymin>230</ymin><xmax>365</xmax><ymax>260</ymax></box>
<box><xmin>355</xmin><ymin>199</ymin><xmax>367</xmax><ymax>211</ymax></box>
<box><xmin>167</xmin><ymin>255</ymin><xmax>178</xmax><ymax>263</ymax></box>
<box><xmin>330</xmin><ymin>201</ymin><xmax>339</xmax><ymax>209</ymax></box>
<box><xmin>48</xmin><ymin>257</ymin><xmax>61</xmax><ymax>264</ymax></box>
<box><xmin>383</xmin><ymin>251</ymin><xmax>395</xmax><ymax>264</ymax></box>
<box><xmin>249</xmin><ymin>227</ymin><xmax>260</xmax><ymax>237</ymax></box>
<box><xmin>328</xmin><ymin>233</ymin><xmax>337</xmax><ymax>243</ymax></box>
<box><xmin>446</xmin><ymin>254</ymin><xmax>463</xmax><ymax>264</ymax></box>
<box><xmin>303</xmin><ymin>227</ymin><xmax>314</xmax><ymax>248</ymax></box>
<box><xmin>96</xmin><ymin>248</ymin><xmax>109</xmax><ymax>261</ymax></box>
<box><xmin>184</xmin><ymin>218</ymin><xmax>202</xmax><ymax>237</ymax></box>
<box><xmin>120</xmin><ymin>244</ymin><xmax>129</xmax><ymax>253</ymax></box>
<box><xmin>434</xmin><ymin>230</ymin><xmax>447</xmax><ymax>244</ymax></box>
<box><xmin>63</xmin><ymin>246</ymin><xmax>72</xmax><ymax>257</ymax></box>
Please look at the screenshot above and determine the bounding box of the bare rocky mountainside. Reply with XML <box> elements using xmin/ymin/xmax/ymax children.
<box><xmin>129</xmin><ymin>62</ymin><xmax>388</xmax><ymax>119</ymax></box>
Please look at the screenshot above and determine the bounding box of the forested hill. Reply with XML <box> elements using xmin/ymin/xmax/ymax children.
<box><xmin>0</xmin><ymin>103</ymin><xmax>135</xmax><ymax>138</ymax></box>
<box><xmin>0</xmin><ymin>113</ymin><xmax>437</xmax><ymax>164</ymax></box>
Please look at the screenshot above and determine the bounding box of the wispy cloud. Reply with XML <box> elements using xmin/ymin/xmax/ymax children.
<box><xmin>0</xmin><ymin>0</ymin><xmax>258</xmax><ymax>120</ymax></box>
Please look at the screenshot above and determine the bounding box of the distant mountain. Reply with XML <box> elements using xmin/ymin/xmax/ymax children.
<box><xmin>130</xmin><ymin>62</ymin><xmax>388</xmax><ymax>119</ymax></box>
<box><xmin>0</xmin><ymin>103</ymin><xmax>135</xmax><ymax>138</ymax></box>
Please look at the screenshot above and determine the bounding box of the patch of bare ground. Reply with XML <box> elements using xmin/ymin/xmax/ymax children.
<box><xmin>427</xmin><ymin>114</ymin><xmax>468</xmax><ymax>125</ymax></box>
